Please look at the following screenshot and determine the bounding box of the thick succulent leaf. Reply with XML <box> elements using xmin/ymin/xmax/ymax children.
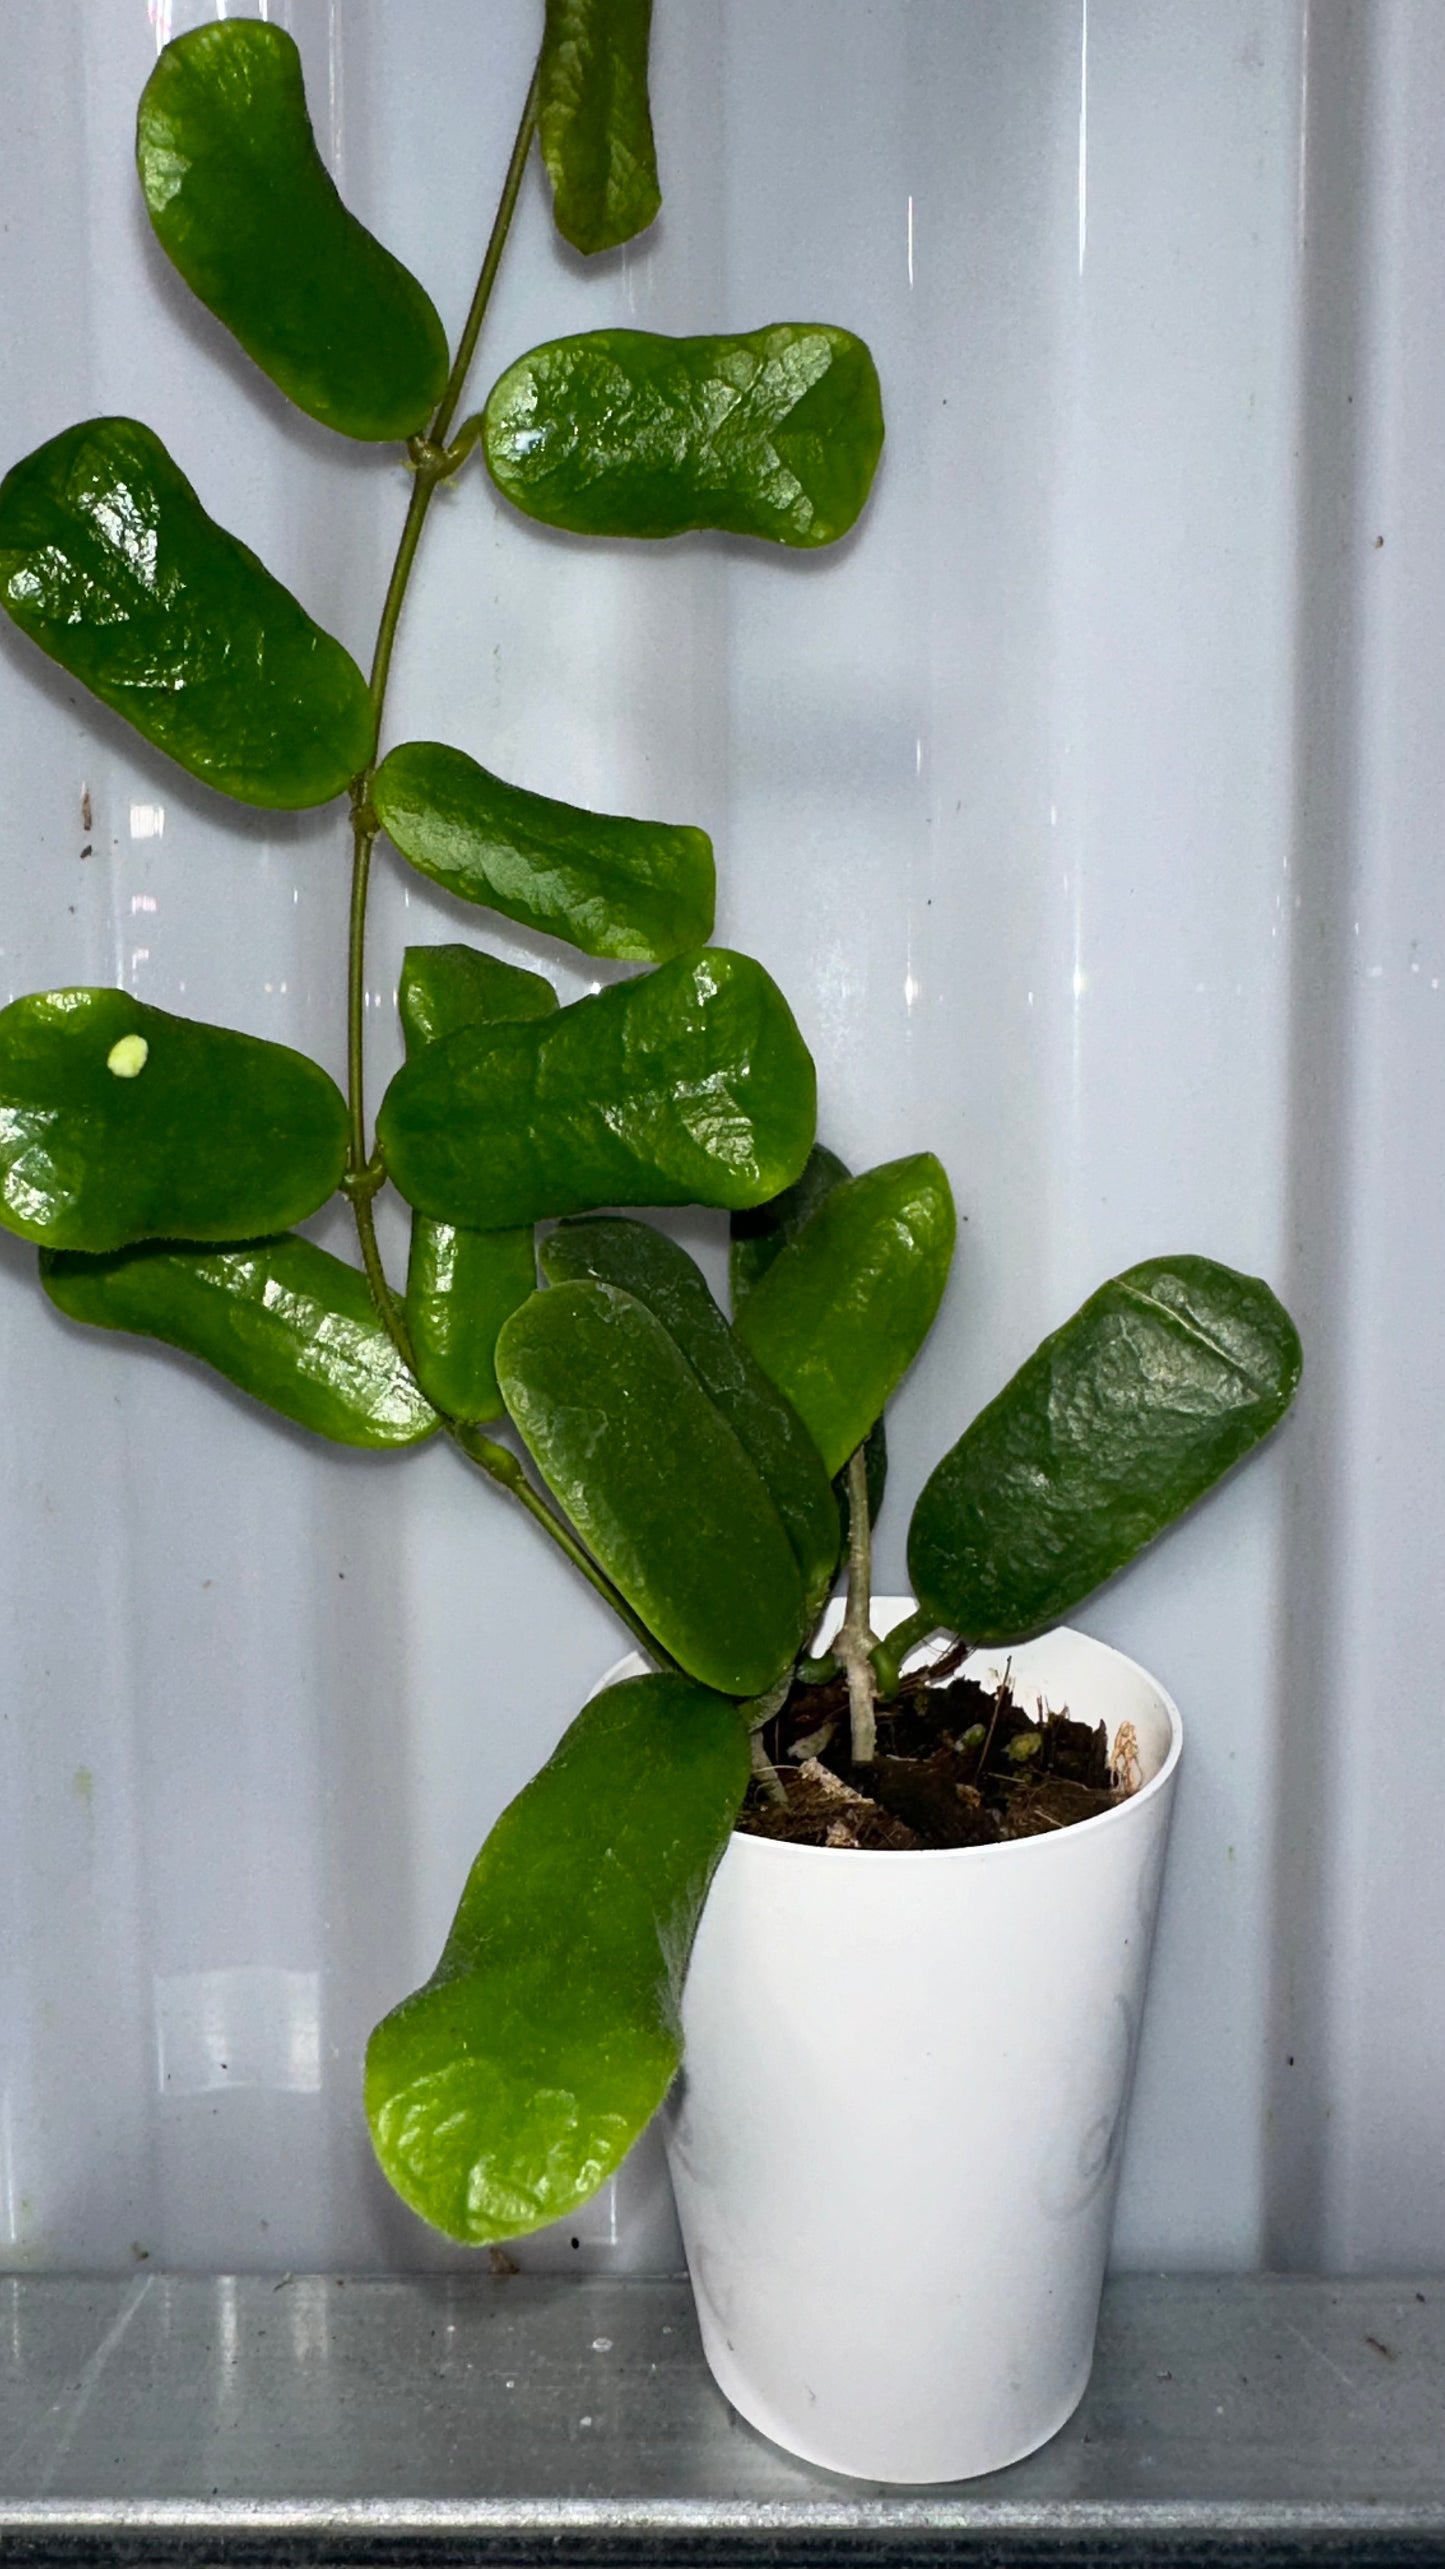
<box><xmin>497</xmin><ymin>1281</ymin><xmax>807</xmax><ymax>1695</ymax></box>
<box><xmin>731</xmin><ymin>1141</ymin><xmax>887</xmax><ymax>1528</ymax></box>
<box><xmin>406</xmin><ymin>1221</ymin><xmax>538</xmax><ymax>1426</ymax></box>
<box><xmin>398</xmin><ymin>945</ymin><xmax>551</xmax><ymax>1425</ymax></box>
<box><xmin>374</xmin><ymin>741</ymin><xmax>714</xmax><ymax>963</ymax></box>
<box><xmin>42</xmin><ymin>1235</ymin><xmax>438</xmax><ymax>1449</ymax></box>
<box><xmin>137</xmin><ymin>24</ymin><xmax>448</xmax><ymax>441</ymax></box>
<box><xmin>0</xmin><ymin>991</ymin><xmax>347</xmax><ymax>1252</ymax></box>
<box><xmin>367</xmin><ymin>1672</ymin><xmax>746</xmax><ymax>2243</ymax></box>
<box><xmin>483</xmin><ymin>326</ymin><xmax>884</xmax><ymax>547</ymax></box>
<box><xmin>379</xmin><ymin>948</ymin><xmax>816</xmax><ymax>1230</ymax></box>
<box><xmin>735</xmin><ymin>1153</ymin><xmax>956</xmax><ymax>1477</ymax></box>
<box><xmin>541</xmin><ymin>1216</ymin><xmax>839</xmax><ymax>1614</ymax></box>
<box><xmin>0</xmin><ymin>418</ymin><xmax>373</xmax><ymax>808</ymax></box>
<box><xmin>397</xmin><ymin>944</ymin><xmax>557</xmax><ymax>1054</ymax></box>
<box><xmin>539</xmin><ymin>0</ymin><xmax>661</xmax><ymax>256</ymax></box>
<box><xmin>908</xmin><ymin>1255</ymin><xmax>1304</xmax><ymax>1646</ymax></box>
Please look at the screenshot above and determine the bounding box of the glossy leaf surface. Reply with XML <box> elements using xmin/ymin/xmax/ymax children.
<box><xmin>483</xmin><ymin>326</ymin><xmax>885</xmax><ymax>547</ymax></box>
<box><xmin>541</xmin><ymin>1216</ymin><xmax>839</xmax><ymax>1614</ymax></box>
<box><xmin>397</xmin><ymin>944</ymin><xmax>557</xmax><ymax>1054</ymax></box>
<box><xmin>42</xmin><ymin>1235</ymin><xmax>438</xmax><ymax>1449</ymax></box>
<box><xmin>137</xmin><ymin>24</ymin><xmax>448</xmax><ymax>441</ymax></box>
<box><xmin>367</xmin><ymin>1673</ymin><xmax>746</xmax><ymax>2243</ymax></box>
<box><xmin>731</xmin><ymin>1142</ymin><xmax>887</xmax><ymax>1524</ymax></box>
<box><xmin>406</xmin><ymin>1222</ymin><xmax>538</xmax><ymax>1426</ymax></box>
<box><xmin>908</xmin><ymin>1256</ymin><xmax>1304</xmax><ymax>1645</ymax></box>
<box><xmin>497</xmin><ymin>1281</ymin><xmax>806</xmax><ymax>1695</ymax></box>
<box><xmin>399</xmin><ymin>945</ymin><xmax>553</xmax><ymax>1425</ymax></box>
<box><xmin>374</xmin><ymin>742</ymin><xmax>713</xmax><ymax>963</ymax></box>
<box><xmin>0</xmin><ymin>991</ymin><xmax>347</xmax><ymax>1252</ymax></box>
<box><xmin>736</xmin><ymin>1153</ymin><xmax>956</xmax><ymax>1476</ymax></box>
<box><xmin>379</xmin><ymin>949</ymin><xmax>816</xmax><ymax>1230</ymax></box>
<box><xmin>0</xmin><ymin>419</ymin><xmax>373</xmax><ymax>807</ymax></box>
<box><xmin>539</xmin><ymin>0</ymin><xmax>661</xmax><ymax>255</ymax></box>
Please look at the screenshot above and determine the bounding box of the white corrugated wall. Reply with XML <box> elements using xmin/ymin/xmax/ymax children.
<box><xmin>0</xmin><ymin>0</ymin><xmax>1439</xmax><ymax>2275</ymax></box>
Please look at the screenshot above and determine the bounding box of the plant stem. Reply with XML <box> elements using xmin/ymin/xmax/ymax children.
<box><xmin>836</xmin><ymin>1444</ymin><xmax>879</xmax><ymax>1764</ymax></box>
<box><xmin>452</xmin><ymin>1423</ymin><xmax>675</xmax><ymax>1669</ymax></box>
<box><xmin>333</xmin><ymin>58</ymin><xmax>670</xmax><ymax>1667</ymax></box>
<box><xmin>346</xmin><ymin>58</ymin><xmax>542</xmax><ymax>1214</ymax></box>
<box><xmin>870</xmin><ymin>1603</ymin><xmax>941</xmax><ymax>1701</ymax></box>
<box><xmin>365</xmin><ymin>60</ymin><xmax>542</xmax><ymax>728</ymax></box>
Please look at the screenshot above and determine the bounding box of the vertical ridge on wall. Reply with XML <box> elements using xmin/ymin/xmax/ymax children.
<box><xmin>1274</xmin><ymin>0</ymin><xmax>1445</xmax><ymax>2272</ymax></box>
<box><xmin>1268</xmin><ymin>0</ymin><xmax>1375</xmax><ymax>2273</ymax></box>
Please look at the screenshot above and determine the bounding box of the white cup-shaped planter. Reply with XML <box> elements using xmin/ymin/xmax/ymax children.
<box><xmin>613</xmin><ymin>1602</ymin><xmax>1183</xmax><ymax>2484</ymax></box>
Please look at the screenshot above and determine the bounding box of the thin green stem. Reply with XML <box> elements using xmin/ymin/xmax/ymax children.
<box><xmin>329</xmin><ymin>58</ymin><xmax>670</xmax><ymax>1661</ymax></box>
<box><xmin>870</xmin><ymin>1604</ymin><xmax>942</xmax><ymax>1702</ymax></box>
<box><xmin>431</xmin><ymin>61</ymin><xmax>542</xmax><ymax>452</ymax></box>
<box><xmin>343</xmin><ymin>59</ymin><xmax>541</xmax><ymax>1231</ymax></box>
<box><xmin>451</xmin><ymin>1422</ymin><xmax>675</xmax><ymax>1668</ymax></box>
<box><xmin>345</xmin><ymin>60</ymin><xmax>542</xmax><ymax>1193</ymax></box>
<box><xmin>364</xmin><ymin>61</ymin><xmax>541</xmax><ymax>727</ymax></box>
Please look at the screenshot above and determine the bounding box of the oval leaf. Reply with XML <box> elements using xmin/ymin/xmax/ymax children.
<box><xmin>908</xmin><ymin>1255</ymin><xmax>1304</xmax><ymax>1645</ymax></box>
<box><xmin>541</xmin><ymin>1216</ymin><xmax>839</xmax><ymax>1614</ymax></box>
<box><xmin>539</xmin><ymin>0</ymin><xmax>661</xmax><ymax>256</ymax></box>
<box><xmin>42</xmin><ymin>1235</ymin><xmax>439</xmax><ymax>1450</ymax></box>
<box><xmin>374</xmin><ymin>740</ymin><xmax>714</xmax><ymax>963</ymax></box>
<box><xmin>497</xmin><ymin>1280</ymin><xmax>807</xmax><ymax>1695</ymax></box>
<box><xmin>483</xmin><ymin>326</ymin><xmax>885</xmax><ymax>547</ymax></box>
<box><xmin>735</xmin><ymin>1153</ymin><xmax>956</xmax><ymax>1476</ymax></box>
<box><xmin>366</xmin><ymin>1672</ymin><xmax>747</xmax><ymax>2243</ymax></box>
<box><xmin>0</xmin><ymin>991</ymin><xmax>347</xmax><ymax>1252</ymax></box>
<box><xmin>379</xmin><ymin>948</ymin><xmax>816</xmax><ymax>1230</ymax></box>
<box><xmin>137</xmin><ymin>24</ymin><xmax>448</xmax><ymax>441</ymax></box>
<box><xmin>406</xmin><ymin>1221</ymin><xmax>538</xmax><ymax>1427</ymax></box>
<box><xmin>399</xmin><ymin>945</ymin><xmax>553</xmax><ymax>1426</ymax></box>
<box><xmin>397</xmin><ymin>944</ymin><xmax>558</xmax><ymax>1054</ymax></box>
<box><xmin>731</xmin><ymin>1143</ymin><xmax>888</xmax><ymax>1527</ymax></box>
<box><xmin>0</xmin><ymin>418</ymin><xmax>374</xmax><ymax>808</ymax></box>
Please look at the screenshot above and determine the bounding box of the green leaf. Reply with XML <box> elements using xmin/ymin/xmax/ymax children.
<box><xmin>42</xmin><ymin>1235</ymin><xmax>439</xmax><ymax>1450</ymax></box>
<box><xmin>735</xmin><ymin>1153</ymin><xmax>956</xmax><ymax>1477</ymax></box>
<box><xmin>0</xmin><ymin>991</ymin><xmax>347</xmax><ymax>1252</ymax></box>
<box><xmin>366</xmin><ymin>1672</ymin><xmax>746</xmax><ymax>2243</ymax></box>
<box><xmin>374</xmin><ymin>741</ymin><xmax>714</xmax><ymax>963</ymax></box>
<box><xmin>483</xmin><ymin>326</ymin><xmax>885</xmax><ymax>547</ymax></box>
<box><xmin>0</xmin><ymin>418</ymin><xmax>374</xmax><ymax>808</ymax></box>
<box><xmin>731</xmin><ymin>1141</ymin><xmax>887</xmax><ymax>1528</ymax></box>
<box><xmin>539</xmin><ymin>0</ymin><xmax>661</xmax><ymax>256</ymax></box>
<box><xmin>405</xmin><ymin>1221</ymin><xmax>538</xmax><ymax>1426</ymax></box>
<box><xmin>497</xmin><ymin>1280</ymin><xmax>807</xmax><ymax>1695</ymax></box>
<box><xmin>137</xmin><ymin>24</ymin><xmax>448</xmax><ymax>442</ymax></box>
<box><xmin>398</xmin><ymin>945</ymin><xmax>554</xmax><ymax>1425</ymax></box>
<box><xmin>907</xmin><ymin>1255</ymin><xmax>1304</xmax><ymax>1646</ymax></box>
<box><xmin>541</xmin><ymin>1216</ymin><xmax>839</xmax><ymax>1615</ymax></box>
<box><xmin>378</xmin><ymin>948</ymin><xmax>816</xmax><ymax>1230</ymax></box>
<box><xmin>397</xmin><ymin>944</ymin><xmax>558</xmax><ymax>1053</ymax></box>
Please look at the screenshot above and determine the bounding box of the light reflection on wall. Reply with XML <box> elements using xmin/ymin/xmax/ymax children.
<box><xmin>153</xmin><ymin>1965</ymin><xmax>322</xmax><ymax>2095</ymax></box>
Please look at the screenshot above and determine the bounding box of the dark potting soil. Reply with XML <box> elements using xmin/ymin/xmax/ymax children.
<box><xmin>737</xmin><ymin>1648</ymin><xmax>1132</xmax><ymax>1851</ymax></box>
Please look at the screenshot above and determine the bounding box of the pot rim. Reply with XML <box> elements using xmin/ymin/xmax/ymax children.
<box><xmin>593</xmin><ymin>1617</ymin><xmax>1184</xmax><ymax>1869</ymax></box>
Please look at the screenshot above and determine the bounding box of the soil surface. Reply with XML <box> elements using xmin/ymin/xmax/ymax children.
<box><xmin>738</xmin><ymin>1646</ymin><xmax>1133</xmax><ymax>1850</ymax></box>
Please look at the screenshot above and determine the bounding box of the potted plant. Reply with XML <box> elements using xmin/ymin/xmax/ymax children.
<box><xmin>0</xmin><ymin>5</ymin><xmax>1300</xmax><ymax>2483</ymax></box>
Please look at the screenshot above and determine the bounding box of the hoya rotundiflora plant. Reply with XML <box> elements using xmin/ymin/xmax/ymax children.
<box><xmin>0</xmin><ymin>8</ymin><xmax>1300</xmax><ymax>2249</ymax></box>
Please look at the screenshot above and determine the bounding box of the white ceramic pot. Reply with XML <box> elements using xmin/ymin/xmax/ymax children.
<box><xmin>649</xmin><ymin>1602</ymin><xmax>1183</xmax><ymax>2484</ymax></box>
